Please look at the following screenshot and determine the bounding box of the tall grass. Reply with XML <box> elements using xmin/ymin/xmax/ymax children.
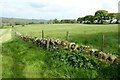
<box><xmin>1</xmin><ymin>37</ymin><xmax>99</xmax><ymax>78</ymax></box>
<box><xmin>2</xmin><ymin>35</ymin><xmax>120</xmax><ymax>78</ymax></box>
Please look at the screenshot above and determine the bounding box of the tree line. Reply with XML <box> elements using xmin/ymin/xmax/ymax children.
<box><xmin>0</xmin><ymin>10</ymin><xmax>119</xmax><ymax>28</ymax></box>
<box><xmin>48</xmin><ymin>10</ymin><xmax>120</xmax><ymax>24</ymax></box>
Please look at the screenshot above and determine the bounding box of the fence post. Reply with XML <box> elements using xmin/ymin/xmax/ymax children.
<box><xmin>66</xmin><ymin>31</ymin><xmax>69</xmax><ymax>40</ymax></box>
<box><xmin>42</xmin><ymin>30</ymin><xmax>44</xmax><ymax>39</ymax></box>
<box><xmin>47</xmin><ymin>39</ymin><xmax>50</xmax><ymax>50</ymax></box>
<box><xmin>101</xmin><ymin>33</ymin><xmax>104</xmax><ymax>52</ymax></box>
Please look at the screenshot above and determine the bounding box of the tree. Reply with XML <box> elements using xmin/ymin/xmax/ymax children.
<box><xmin>83</xmin><ymin>15</ymin><xmax>94</xmax><ymax>24</ymax></box>
<box><xmin>53</xmin><ymin>19</ymin><xmax>60</xmax><ymax>24</ymax></box>
<box><xmin>28</xmin><ymin>22</ymin><xmax>34</xmax><ymax>24</ymax></box>
<box><xmin>108</xmin><ymin>13</ymin><xmax>116</xmax><ymax>23</ymax></box>
<box><xmin>60</xmin><ymin>19</ymin><xmax>76</xmax><ymax>23</ymax></box>
<box><xmin>94</xmin><ymin>10</ymin><xmax>108</xmax><ymax>24</ymax></box>
<box><xmin>47</xmin><ymin>20</ymin><xmax>53</xmax><ymax>24</ymax></box>
<box><xmin>70</xmin><ymin>19</ymin><xmax>76</xmax><ymax>23</ymax></box>
<box><xmin>77</xmin><ymin>17</ymin><xmax>84</xmax><ymax>23</ymax></box>
<box><xmin>15</xmin><ymin>22</ymin><xmax>21</xmax><ymax>25</ymax></box>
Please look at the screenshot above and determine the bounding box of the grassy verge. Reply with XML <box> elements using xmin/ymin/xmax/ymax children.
<box><xmin>2</xmin><ymin>35</ymin><xmax>120</xmax><ymax>78</ymax></box>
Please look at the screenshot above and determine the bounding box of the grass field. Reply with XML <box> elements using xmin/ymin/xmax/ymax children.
<box><xmin>0</xmin><ymin>29</ymin><xmax>12</xmax><ymax>43</ymax></box>
<box><xmin>14</xmin><ymin>24</ymin><xmax>118</xmax><ymax>55</ymax></box>
<box><xmin>2</xmin><ymin>24</ymin><xmax>120</xmax><ymax>78</ymax></box>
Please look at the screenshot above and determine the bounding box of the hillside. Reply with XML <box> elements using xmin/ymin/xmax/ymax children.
<box><xmin>1</xmin><ymin>17</ymin><xmax>48</xmax><ymax>25</ymax></box>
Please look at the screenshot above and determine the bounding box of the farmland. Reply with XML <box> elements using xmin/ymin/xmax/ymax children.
<box><xmin>2</xmin><ymin>24</ymin><xmax>120</xmax><ymax>78</ymax></box>
<box><xmin>14</xmin><ymin>24</ymin><xmax>118</xmax><ymax>55</ymax></box>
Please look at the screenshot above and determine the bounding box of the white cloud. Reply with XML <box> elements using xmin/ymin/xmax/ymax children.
<box><xmin>0</xmin><ymin>0</ymin><xmax>119</xmax><ymax>19</ymax></box>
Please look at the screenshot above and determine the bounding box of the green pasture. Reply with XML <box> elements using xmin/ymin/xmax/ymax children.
<box><xmin>14</xmin><ymin>24</ymin><xmax>118</xmax><ymax>55</ymax></box>
<box><xmin>14</xmin><ymin>24</ymin><xmax>118</xmax><ymax>37</ymax></box>
<box><xmin>2</xmin><ymin>24</ymin><xmax>119</xmax><ymax>78</ymax></box>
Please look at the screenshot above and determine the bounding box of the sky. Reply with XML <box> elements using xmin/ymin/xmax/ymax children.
<box><xmin>0</xmin><ymin>0</ymin><xmax>119</xmax><ymax>20</ymax></box>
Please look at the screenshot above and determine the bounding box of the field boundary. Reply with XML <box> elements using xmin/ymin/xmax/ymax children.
<box><xmin>14</xmin><ymin>30</ymin><xmax>118</xmax><ymax>64</ymax></box>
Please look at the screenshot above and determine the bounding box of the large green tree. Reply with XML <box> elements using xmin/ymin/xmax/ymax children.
<box><xmin>94</xmin><ymin>10</ymin><xmax>108</xmax><ymax>24</ymax></box>
<box><xmin>77</xmin><ymin>17</ymin><xmax>84</xmax><ymax>23</ymax></box>
<box><xmin>83</xmin><ymin>15</ymin><xmax>94</xmax><ymax>24</ymax></box>
<box><xmin>108</xmin><ymin>13</ymin><xmax>116</xmax><ymax>23</ymax></box>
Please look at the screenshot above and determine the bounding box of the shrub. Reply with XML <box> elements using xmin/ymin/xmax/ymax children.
<box><xmin>103</xmin><ymin>21</ymin><xmax>109</xmax><ymax>24</ymax></box>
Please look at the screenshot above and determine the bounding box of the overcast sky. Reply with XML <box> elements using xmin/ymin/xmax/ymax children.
<box><xmin>0</xmin><ymin>0</ymin><xmax>119</xmax><ymax>20</ymax></box>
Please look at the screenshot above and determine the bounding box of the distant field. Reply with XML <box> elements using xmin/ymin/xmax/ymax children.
<box><xmin>14</xmin><ymin>24</ymin><xmax>118</xmax><ymax>37</ymax></box>
<box><xmin>14</xmin><ymin>24</ymin><xmax>118</xmax><ymax>55</ymax></box>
